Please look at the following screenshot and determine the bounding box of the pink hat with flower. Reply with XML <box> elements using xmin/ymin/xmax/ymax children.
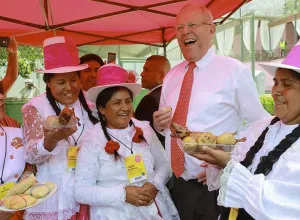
<box><xmin>86</xmin><ymin>63</ymin><xmax>141</xmax><ymax>103</ymax></box>
<box><xmin>37</xmin><ymin>36</ymin><xmax>88</xmax><ymax>73</ymax></box>
<box><xmin>259</xmin><ymin>41</ymin><xmax>300</xmax><ymax>76</ymax></box>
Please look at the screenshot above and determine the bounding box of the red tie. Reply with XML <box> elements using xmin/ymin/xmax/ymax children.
<box><xmin>171</xmin><ymin>62</ymin><xmax>196</xmax><ymax>177</ymax></box>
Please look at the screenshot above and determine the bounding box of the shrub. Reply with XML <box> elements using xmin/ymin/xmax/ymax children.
<box><xmin>260</xmin><ymin>95</ymin><xmax>274</xmax><ymax>115</ymax></box>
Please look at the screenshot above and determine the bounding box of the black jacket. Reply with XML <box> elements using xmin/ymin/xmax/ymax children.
<box><xmin>135</xmin><ymin>86</ymin><xmax>165</xmax><ymax>147</ymax></box>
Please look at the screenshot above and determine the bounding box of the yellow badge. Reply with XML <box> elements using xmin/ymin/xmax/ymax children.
<box><xmin>124</xmin><ymin>154</ymin><xmax>147</xmax><ymax>184</ymax></box>
<box><xmin>67</xmin><ymin>146</ymin><xmax>79</xmax><ymax>173</ymax></box>
<box><xmin>229</xmin><ymin>208</ymin><xmax>239</xmax><ymax>220</ymax></box>
<box><xmin>0</xmin><ymin>182</ymin><xmax>15</xmax><ymax>200</ymax></box>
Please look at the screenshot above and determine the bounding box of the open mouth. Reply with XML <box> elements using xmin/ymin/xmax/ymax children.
<box><xmin>63</xmin><ymin>93</ymin><xmax>74</xmax><ymax>98</ymax></box>
<box><xmin>184</xmin><ymin>39</ymin><xmax>196</xmax><ymax>46</ymax></box>
<box><xmin>274</xmin><ymin>101</ymin><xmax>287</xmax><ymax>105</ymax></box>
<box><xmin>118</xmin><ymin>113</ymin><xmax>129</xmax><ymax>118</ymax></box>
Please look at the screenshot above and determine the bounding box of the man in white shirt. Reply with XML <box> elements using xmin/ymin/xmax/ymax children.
<box><xmin>153</xmin><ymin>4</ymin><xmax>270</xmax><ymax>220</ymax></box>
<box><xmin>135</xmin><ymin>55</ymin><xmax>171</xmax><ymax>146</ymax></box>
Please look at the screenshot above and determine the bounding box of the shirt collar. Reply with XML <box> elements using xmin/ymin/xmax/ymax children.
<box><xmin>148</xmin><ymin>84</ymin><xmax>162</xmax><ymax>94</ymax></box>
<box><xmin>184</xmin><ymin>47</ymin><xmax>215</xmax><ymax>70</ymax></box>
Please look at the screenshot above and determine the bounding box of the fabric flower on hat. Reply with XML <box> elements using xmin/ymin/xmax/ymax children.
<box><xmin>126</xmin><ymin>70</ymin><xmax>137</xmax><ymax>83</ymax></box>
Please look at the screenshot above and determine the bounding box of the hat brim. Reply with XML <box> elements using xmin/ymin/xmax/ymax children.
<box><xmin>86</xmin><ymin>83</ymin><xmax>142</xmax><ymax>103</ymax></box>
<box><xmin>259</xmin><ymin>62</ymin><xmax>300</xmax><ymax>76</ymax></box>
<box><xmin>36</xmin><ymin>64</ymin><xmax>88</xmax><ymax>74</ymax></box>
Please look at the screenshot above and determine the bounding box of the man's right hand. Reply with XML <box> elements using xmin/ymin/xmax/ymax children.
<box><xmin>153</xmin><ymin>109</ymin><xmax>172</xmax><ymax>132</ymax></box>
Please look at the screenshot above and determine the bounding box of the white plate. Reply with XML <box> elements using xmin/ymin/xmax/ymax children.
<box><xmin>0</xmin><ymin>183</ymin><xmax>57</xmax><ymax>212</ymax></box>
<box><xmin>177</xmin><ymin>139</ymin><xmax>235</xmax><ymax>154</ymax></box>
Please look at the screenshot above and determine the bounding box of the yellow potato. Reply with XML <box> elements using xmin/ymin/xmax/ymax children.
<box><xmin>196</xmin><ymin>132</ymin><xmax>216</xmax><ymax>145</ymax></box>
<box><xmin>216</xmin><ymin>133</ymin><xmax>236</xmax><ymax>145</ymax></box>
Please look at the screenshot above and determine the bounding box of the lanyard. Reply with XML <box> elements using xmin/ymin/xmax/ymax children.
<box><xmin>0</xmin><ymin>125</ymin><xmax>7</xmax><ymax>184</ymax></box>
<box><xmin>71</xmin><ymin>124</ymin><xmax>84</xmax><ymax>146</ymax></box>
<box><xmin>108</xmin><ymin>133</ymin><xmax>134</xmax><ymax>154</ymax></box>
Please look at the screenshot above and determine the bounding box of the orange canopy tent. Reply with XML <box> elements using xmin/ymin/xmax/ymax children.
<box><xmin>0</xmin><ymin>0</ymin><xmax>249</xmax><ymax>49</ymax></box>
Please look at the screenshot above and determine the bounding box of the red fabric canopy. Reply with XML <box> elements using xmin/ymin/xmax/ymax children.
<box><xmin>0</xmin><ymin>0</ymin><xmax>249</xmax><ymax>46</ymax></box>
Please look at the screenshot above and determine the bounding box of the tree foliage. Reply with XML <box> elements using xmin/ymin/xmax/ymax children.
<box><xmin>284</xmin><ymin>0</ymin><xmax>300</xmax><ymax>15</ymax></box>
<box><xmin>0</xmin><ymin>45</ymin><xmax>43</xmax><ymax>78</ymax></box>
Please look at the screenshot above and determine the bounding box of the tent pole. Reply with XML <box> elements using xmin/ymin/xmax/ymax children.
<box><xmin>162</xmin><ymin>28</ymin><xmax>167</xmax><ymax>57</ymax></box>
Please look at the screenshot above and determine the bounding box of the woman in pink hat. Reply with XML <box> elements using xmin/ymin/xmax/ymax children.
<box><xmin>74</xmin><ymin>64</ymin><xmax>179</xmax><ymax>220</ymax></box>
<box><xmin>190</xmin><ymin>43</ymin><xmax>300</xmax><ymax>219</ymax></box>
<box><xmin>21</xmin><ymin>36</ymin><xmax>98</xmax><ymax>220</ymax></box>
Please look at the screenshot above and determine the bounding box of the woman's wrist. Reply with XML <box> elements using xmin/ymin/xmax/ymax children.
<box><xmin>43</xmin><ymin>137</ymin><xmax>57</xmax><ymax>152</ymax></box>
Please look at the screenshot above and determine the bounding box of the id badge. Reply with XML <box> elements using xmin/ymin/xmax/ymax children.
<box><xmin>0</xmin><ymin>182</ymin><xmax>15</xmax><ymax>200</ymax></box>
<box><xmin>124</xmin><ymin>154</ymin><xmax>147</xmax><ymax>184</ymax></box>
<box><xmin>228</xmin><ymin>208</ymin><xmax>239</xmax><ymax>220</ymax></box>
<box><xmin>67</xmin><ymin>146</ymin><xmax>79</xmax><ymax>173</ymax></box>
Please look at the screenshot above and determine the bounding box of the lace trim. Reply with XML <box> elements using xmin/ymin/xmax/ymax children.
<box><xmin>206</xmin><ymin>165</ymin><xmax>223</xmax><ymax>191</ymax></box>
<box><xmin>217</xmin><ymin>159</ymin><xmax>237</xmax><ymax>206</ymax></box>
<box><xmin>24</xmin><ymin>208</ymin><xmax>78</xmax><ymax>220</ymax></box>
<box><xmin>122</xmin><ymin>185</ymin><xmax>127</xmax><ymax>203</ymax></box>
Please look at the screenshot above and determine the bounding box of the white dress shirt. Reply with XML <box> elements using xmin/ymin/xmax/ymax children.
<box><xmin>160</xmin><ymin>47</ymin><xmax>270</xmax><ymax>180</ymax></box>
<box><xmin>217</xmin><ymin>118</ymin><xmax>300</xmax><ymax>220</ymax></box>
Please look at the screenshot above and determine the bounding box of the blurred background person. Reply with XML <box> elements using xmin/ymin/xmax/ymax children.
<box><xmin>80</xmin><ymin>53</ymin><xmax>105</xmax><ymax>91</ymax></box>
<box><xmin>135</xmin><ymin>55</ymin><xmax>170</xmax><ymax>146</ymax></box>
<box><xmin>19</xmin><ymin>78</ymin><xmax>40</xmax><ymax>99</ymax></box>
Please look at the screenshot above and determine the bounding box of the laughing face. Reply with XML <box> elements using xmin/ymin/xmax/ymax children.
<box><xmin>98</xmin><ymin>88</ymin><xmax>133</xmax><ymax>129</ymax></box>
<box><xmin>176</xmin><ymin>5</ymin><xmax>216</xmax><ymax>62</ymax></box>
<box><xmin>272</xmin><ymin>68</ymin><xmax>300</xmax><ymax>124</ymax></box>
<box><xmin>47</xmin><ymin>72</ymin><xmax>81</xmax><ymax>106</ymax></box>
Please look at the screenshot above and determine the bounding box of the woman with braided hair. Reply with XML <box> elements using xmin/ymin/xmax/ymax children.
<box><xmin>191</xmin><ymin>42</ymin><xmax>300</xmax><ymax>220</ymax></box>
<box><xmin>74</xmin><ymin>64</ymin><xmax>179</xmax><ymax>220</ymax></box>
<box><xmin>21</xmin><ymin>37</ymin><xmax>98</xmax><ymax>220</ymax></box>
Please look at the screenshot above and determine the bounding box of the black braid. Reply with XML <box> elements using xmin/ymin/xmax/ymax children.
<box><xmin>45</xmin><ymin>86</ymin><xmax>61</xmax><ymax>116</ymax></box>
<box><xmin>241</xmin><ymin>117</ymin><xmax>280</xmax><ymax>168</ymax></box>
<box><xmin>255</xmin><ymin>124</ymin><xmax>300</xmax><ymax>175</ymax></box>
<box><xmin>78</xmin><ymin>90</ymin><xmax>98</xmax><ymax>125</ymax></box>
<box><xmin>98</xmin><ymin>112</ymin><xmax>120</xmax><ymax>160</ymax></box>
<box><xmin>223</xmin><ymin>118</ymin><xmax>300</xmax><ymax>220</ymax></box>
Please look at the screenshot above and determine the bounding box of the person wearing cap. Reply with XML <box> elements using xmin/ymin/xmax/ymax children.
<box><xmin>190</xmin><ymin>42</ymin><xmax>300</xmax><ymax>219</ymax></box>
<box><xmin>21</xmin><ymin>36</ymin><xmax>99</xmax><ymax>220</ymax></box>
<box><xmin>74</xmin><ymin>64</ymin><xmax>179</xmax><ymax>220</ymax></box>
<box><xmin>79</xmin><ymin>54</ymin><xmax>105</xmax><ymax>91</ymax></box>
<box><xmin>19</xmin><ymin>78</ymin><xmax>40</xmax><ymax>99</ymax></box>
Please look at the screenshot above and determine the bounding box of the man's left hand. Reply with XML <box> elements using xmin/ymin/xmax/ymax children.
<box><xmin>197</xmin><ymin>162</ymin><xmax>208</xmax><ymax>184</ymax></box>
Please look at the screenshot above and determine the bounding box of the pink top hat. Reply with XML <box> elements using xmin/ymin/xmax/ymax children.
<box><xmin>86</xmin><ymin>64</ymin><xmax>141</xmax><ymax>103</ymax></box>
<box><xmin>259</xmin><ymin>42</ymin><xmax>300</xmax><ymax>76</ymax></box>
<box><xmin>37</xmin><ymin>36</ymin><xmax>88</xmax><ymax>73</ymax></box>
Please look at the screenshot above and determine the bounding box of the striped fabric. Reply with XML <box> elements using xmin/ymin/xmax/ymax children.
<box><xmin>0</xmin><ymin>115</ymin><xmax>20</xmax><ymax>128</ymax></box>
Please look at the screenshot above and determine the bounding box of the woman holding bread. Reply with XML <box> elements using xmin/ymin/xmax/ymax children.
<box><xmin>74</xmin><ymin>64</ymin><xmax>179</xmax><ymax>220</ymax></box>
<box><xmin>191</xmin><ymin>43</ymin><xmax>300</xmax><ymax>219</ymax></box>
<box><xmin>22</xmin><ymin>37</ymin><xmax>98</xmax><ymax>220</ymax></box>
